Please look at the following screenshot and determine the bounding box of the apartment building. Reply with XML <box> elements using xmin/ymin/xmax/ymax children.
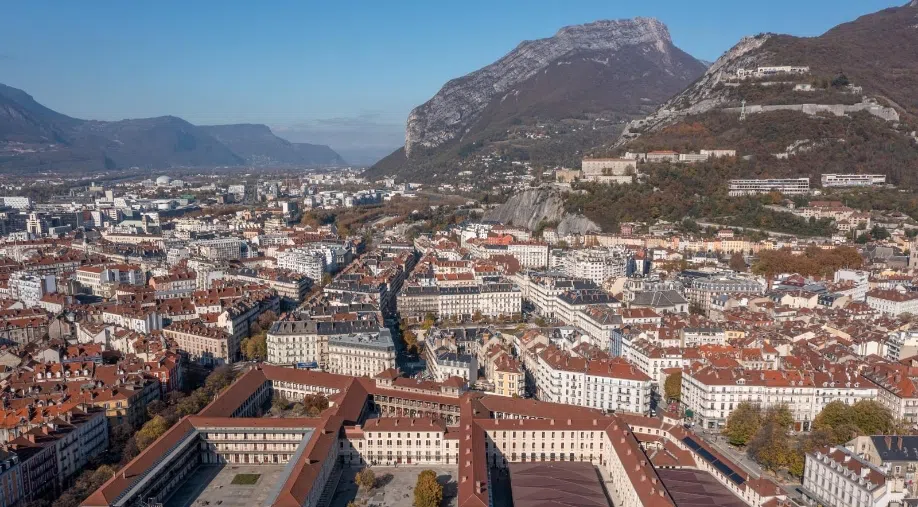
<box><xmin>162</xmin><ymin>320</ymin><xmax>234</xmax><ymax>365</ymax></box>
<box><xmin>682</xmin><ymin>367</ymin><xmax>879</xmax><ymax>430</ymax></box>
<box><xmin>866</xmin><ymin>289</ymin><xmax>918</xmax><ymax>316</ymax></box>
<box><xmin>74</xmin><ymin>264</ymin><xmax>145</xmax><ymax>296</ymax></box>
<box><xmin>488</xmin><ymin>352</ymin><xmax>525</xmax><ymax>397</ymax></box>
<box><xmin>150</xmin><ymin>271</ymin><xmax>197</xmax><ymax>299</ymax></box>
<box><xmin>7</xmin><ymin>272</ymin><xmax>55</xmax><ymax>308</ymax></box>
<box><xmin>507</xmin><ymin>242</ymin><xmax>550</xmax><ymax>269</ymax></box>
<box><xmin>275</xmin><ymin>248</ymin><xmax>326</xmax><ymax>281</ymax></box>
<box><xmin>510</xmin><ymin>273</ymin><xmax>599</xmax><ymax>319</ymax></box>
<box><xmin>0</xmin><ymin>451</ymin><xmax>23</xmax><ymax>507</ymax></box>
<box><xmin>426</xmin><ymin>349</ymin><xmax>477</xmax><ymax>384</ymax></box>
<box><xmin>327</xmin><ymin>330</ymin><xmax>397</xmax><ymax>377</ymax></box>
<box><xmin>10</xmin><ymin>406</ymin><xmax>108</xmax><ymax>501</ymax></box>
<box><xmin>686</xmin><ymin>276</ymin><xmax>764</xmax><ymax>311</ymax></box>
<box><xmin>266</xmin><ymin>319</ymin><xmax>382</xmax><ymax>368</ymax></box>
<box><xmin>561</xmin><ymin>247</ymin><xmax>631</xmax><ymax>286</ymax></box>
<box><xmin>191</xmin><ymin>237</ymin><xmax>249</xmax><ymax>261</ymax></box>
<box><xmin>532</xmin><ymin>346</ymin><xmax>652</xmax><ymax>414</ymax></box>
<box><xmin>101</xmin><ymin>306</ymin><xmax>163</xmax><ymax>333</ymax></box>
<box><xmin>574</xmin><ymin>305</ymin><xmax>622</xmax><ymax>352</ymax></box>
<box><xmin>728</xmin><ymin>178</ymin><xmax>810</xmax><ymax>196</ymax></box>
<box><xmin>397</xmin><ymin>283</ymin><xmax>522</xmax><ymax>320</ymax></box>
<box><xmin>803</xmin><ymin>446</ymin><xmax>903</xmax><ymax>507</ymax></box>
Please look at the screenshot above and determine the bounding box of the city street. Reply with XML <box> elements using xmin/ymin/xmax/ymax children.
<box><xmin>696</xmin><ymin>430</ymin><xmax>806</xmax><ymax>504</ymax></box>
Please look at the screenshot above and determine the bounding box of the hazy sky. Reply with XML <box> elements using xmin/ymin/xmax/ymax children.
<box><xmin>0</xmin><ymin>0</ymin><xmax>904</xmax><ymax>160</ymax></box>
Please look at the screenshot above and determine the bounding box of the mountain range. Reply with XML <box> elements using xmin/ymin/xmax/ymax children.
<box><xmin>0</xmin><ymin>83</ymin><xmax>345</xmax><ymax>173</ymax></box>
<box><xmin>367</xmin><ymin>17</ymin><xmax>707</xmax><ymax>180</ymax></box>
<box><xmin>370</xmin><ymin>2</ymin><xmax>918</xmax><ymax>184</ymax></box>
<box><xmin>601</xmin><ymin>1</ymin><xmax>918</xmax><ymax>187</ymax></box>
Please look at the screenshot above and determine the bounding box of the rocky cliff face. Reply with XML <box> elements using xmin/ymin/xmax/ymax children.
<box><xmin>484</xmin><ymin>186</ymin><xmax>600</xmax><ymax>237</ymax></box>
<box><xmin>404</xmin><ymin>17</ymin><xmax>702</xmax><ymax>157</ymax></box>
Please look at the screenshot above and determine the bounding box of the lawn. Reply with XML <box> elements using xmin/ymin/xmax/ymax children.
<box><xmin>231</xmin><ymin>473</ymin><xmax>261</xmax><ymax>485</ymax></box>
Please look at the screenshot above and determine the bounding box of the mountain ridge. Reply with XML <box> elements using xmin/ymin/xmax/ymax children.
<box><xmin>369</xmin><ymin>17</ymin><xmax>706</xmax><ymax>181</ymax></box>
<box><xmin>0</xmin><ymin>83</ymin><xmax>345</xmax><ymax>172</ymax></box>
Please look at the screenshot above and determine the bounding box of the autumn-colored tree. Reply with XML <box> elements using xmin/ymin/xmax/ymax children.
<box><xmin>752</xmin><ymin>246</ymin><xmax>863</xmax><ymax>278</ymax></box>
<box><xmin>813</xmin><ymin>400</ymin><xmax>893</xmax><ymax>444</ymax></box>
<box><xmin>664</xmin><ymin>372</ymin><xmax>682</xmax><ymax>402</ymax></box>
<box><xmin>763</xmin><ymin>403</ymin><xmax>794</xmax><ymax>430</ymax></box>
<box><xmin>257</xmin><ymin>310</ymin><xmax>278</xmax><ymax>330</ymax></box>
<box><xmin>723</xmin><ymin>402</ymin><xmax>762</xmax><ymax>446</ymax></box>
<box><xmin>302</xmin><ymin>394</ymin><xmax>329</xmax><ymax>417</ymax></box>
<box><xmin>748</xmin><ymin>421</ymin><xmax>792</xmax><ymax>472</ymax></box>
<box><xmin>413</xmin><ymin>470</ymin><xmax>443</xmax><ymax>507</ymax></box>
<box><xmin>242</xmin><ymin>332</ymin><xmax>268</xmax><ymax>361</ymax></box>
<box><xmin>355</xmin><ymin>468</ymin><xmax>376</xmax><ymax>490</ymax></box>
<box><xmin>728</xmin><ymin>252</ymin><xmax>746</xmax><ymax>272</ymax></box>
<box><xmin>136</xmin><ymin>415</ymin><xmax>171</xmax><ymax>451</ymax></box>
<box><xmin>403</xmin><ymin>329</ymin><xmax>419</xmax><ymax>355</ymax></box>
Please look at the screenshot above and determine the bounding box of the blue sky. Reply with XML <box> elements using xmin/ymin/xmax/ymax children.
<box><xmin>0</xmin><ymin>0</ymin><xmax>904</xmax><ymax>160</ymax></box>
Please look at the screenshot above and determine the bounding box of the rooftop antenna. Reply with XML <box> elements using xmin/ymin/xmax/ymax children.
<box><xmin>739</xmin><ymin>100</ymin><xmax>747</xmax><ymax>122</ymax></box>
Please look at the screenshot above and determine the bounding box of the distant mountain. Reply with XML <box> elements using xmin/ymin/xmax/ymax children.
<box><xmin>200</xmin><ymin>124</ymin><xmax>346</xmax><ymax>167</ymax></box>
<box><xmin>368</xmin><ymin>18</ymin><xmax>706</xmax><ymax>181</ymax></box>
<box><xmin>0</xmin><ymin>84</ymin><xmax>343</xmax><ymax>172</ymax></box>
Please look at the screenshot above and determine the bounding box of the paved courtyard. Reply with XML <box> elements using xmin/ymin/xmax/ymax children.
<box><xmin>164</xmin><ymin>465</ymin><xmax>288</xmax><ymax>507</ymax></box>
<box><xmin>330</xmin><ymin>466</ymin><xmax>458</xmax><ymax>507</ymax></box>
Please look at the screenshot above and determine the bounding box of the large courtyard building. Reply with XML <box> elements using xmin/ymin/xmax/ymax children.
<box><xmin>80</xmin><ymin>364</ymin><xmax>787</xmax><ymax>507</ymax></box>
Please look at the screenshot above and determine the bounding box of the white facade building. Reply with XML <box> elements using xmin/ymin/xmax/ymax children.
<box><xmin>276</xmin><ymin>248</ymin><xmax>327</xmax><ymax>282</ymax></box>
<box><xmin>561</xmin><ymin>247</ymin><xmax>631</xmax><ymax>286</ymax></box>
<box><xmin>821</xmin><ymin>174</ymin><xmax>887</xmax><ymax>188</ymax></box>
<box><xmin>327</xmin><ymin>330</ymin><xmax>397</xmax><ymax>377</ymax></box>
<box><xmin>533</xmin><ymin>347</ymin><xmax>652</xmax><ymax>414</ymax></box>
<box><xmin>682</xmin><ymin>367</ymin><xmax>879</xmax><ymax>430</ymax></box>
<box><xmin>728</xmin><ymin>178</ymin><xmax>810</xmax><ymax>196</ymax></box>
<box><xmin>803</xmin><ymin>446</ymin><xmax>903</xmax><ymax>507</ymax></box>
<box><xmin>8</xmin><ymin>272</ymin><xmax>56</xmax><ymax>307</ymax></box>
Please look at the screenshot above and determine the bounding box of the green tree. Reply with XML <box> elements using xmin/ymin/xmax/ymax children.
<box><xmin>870</xmin><ymin>225</ymin><xmax>891</xmax><ymax>240</ymax></box>
<box><xmin>723</xmin><ymin>402</ymin><xmax>762</xmax><ymax>446</ymax></box>
<box><xmin>664</xmin><ymin>372</ymin><xmax>682</xmax><ymax>402</ymax></box>
<box><xmin>851</xmin><ymin>400</ymin><xmax>894</xmax><ymax>435</ymax></box>
<box><xmin>813</xmin><ymin>401</ymin><xmax>854</xmax><ymax>432</ymax></box>
<box><xmin>413</xmin><ymin>470</ymin><xmax>443</xmax><ymax>507</ymax></box>
<box><xmin>356</xmin><ymin>467</ymin><xmax>376</xmax><ymax>491</ymax></box>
